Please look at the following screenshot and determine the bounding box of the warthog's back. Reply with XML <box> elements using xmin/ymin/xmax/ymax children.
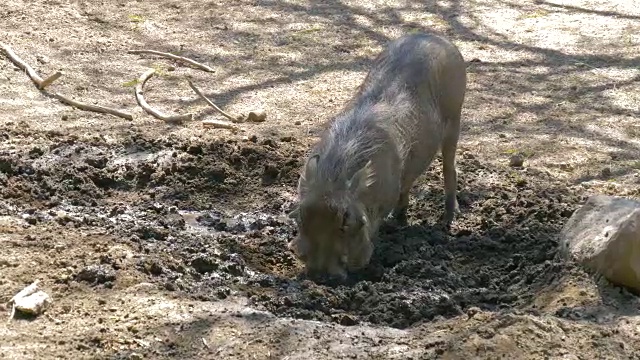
<box><xmin>356</xmin><ymin>33</ymin><xmax>466</xmax><ymax>108</ymax></box>
<box><xmin>350</xmin><ymin>33</ymin><xmax>467</xmax><ymax>170</ymax></box>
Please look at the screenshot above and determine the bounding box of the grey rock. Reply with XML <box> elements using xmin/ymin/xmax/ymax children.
<box><xmin>560</xmin><ymin>195</ymin><xmax>640</xmax><ymax>293</ymax></box>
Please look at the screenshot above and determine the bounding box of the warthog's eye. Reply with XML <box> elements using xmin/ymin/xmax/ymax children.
<box><xmin>341</xmin><ymin>209</ymin><xmax>365</xmax><ymax>233</ymax></box>
<box><xmin>340</xmin><ymin>212</ymin><xmax>349</xmax><ymax>232</ymax></box>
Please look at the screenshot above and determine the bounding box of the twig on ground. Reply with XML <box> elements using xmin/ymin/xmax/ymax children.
<box><xmin>187</xmin><ymin>79</ymin><xmax>239</xmax><ymax>122</ymax></box>
<box><xmin>201</xmin><ymin>119</ymin><xmax>239</xmax><ymax>132</ymax></box>
<box><xmin>49</xmin><ymin>93</ymin><xmax>133</xmax><ymax>119</ymax></box>
<box><xmin>0</xmin><ymin>44</ymin><xmax>48</xmax><ymax>89</ymax></box>
<box><xmin>128</xmin><ymin>49</ymin><xmax>215</xmax><ymax>73</ymax></box>
<box><xmin>0</xmin><ymin>42</ymin><xmax>133</xmax><ymax>120</ymax></box>
<box><xmin>39</xmin><ymin>71</ymin><xmax>62</xmax><ymax>89</ymax></box>
<box><xmin>134</xmin><ymin>68</ymin><xmax>193</xmax><ymax>123</ymax></box>
<box><xmin>8</xmin><ymin>280</ymin><xmax>40</xmax><ymax>304</ymax></box>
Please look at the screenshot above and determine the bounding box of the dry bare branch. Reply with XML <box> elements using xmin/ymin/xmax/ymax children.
<box><xmin>202</xmin><ymin>119</ymin><xmax>239</xmax><ymax>132</ymax></box>
<box><xmin>50</xmin><ymin>93</ymin><xmax>133</xmax><ymax>120</ymax></box>
<box><xmin>8</xmin><ymin>280</ymin><xmax>40</xmax><ymax>304</ymax></box>
<box><xmin>135</xmin><ymin>68</ymin><xmax>193</xmax><ymax>123</ymax></box>
<box><xmin>128</xmin><ymin>49</ymin><xmax>215</xmax><ymax>73</ymax></box>
<box><xmin>187</xmin><ymin>79</ymin><xmax>239</xmax><ymax>122</ymax></box>
<box><xmin>0</xmin><ymin>42</ymin><xmax>133</xmax><ymax>120</ymax></box>
<box><xmin>0</xmin><ymin>43</ymin><xmax>46</xmax><ymax>88</ymax></box>
<box><xmin>39</xmin><ymin>71</ymin><xmax>62</xmax><ymax>89</ymax></box>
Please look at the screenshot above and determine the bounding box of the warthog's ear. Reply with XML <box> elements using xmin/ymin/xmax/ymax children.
<box><xmin>301</xmin><ymin>154</ymin><xmax>320</xmax><ymax>183</ymax></box>
<box><xmin>348</xmin><ymin>160</ymin><xmax>376</xmax><ymax>194</ymax></box>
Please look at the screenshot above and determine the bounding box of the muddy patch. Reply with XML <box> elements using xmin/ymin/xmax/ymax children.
<box><xmin>1</xmin><ymin>131</ymin><xmax>585</xmax><ymax>330</ymax></box>
<box><xmin>232</xmin><ymin>159</ymin><xmax>584</xmax><ymax>328</ymax></box>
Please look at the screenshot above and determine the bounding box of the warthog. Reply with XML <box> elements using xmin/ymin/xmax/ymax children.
<box><xmin>288</xmin><ymin>32</ymin><xmax>467</xmax><ymax>278</ymax></box>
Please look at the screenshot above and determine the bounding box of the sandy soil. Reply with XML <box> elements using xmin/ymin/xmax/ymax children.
<box><xmin>1</xmin><ymin>0</ymin><xmax>640</xmax><ymax>359</ymax></box>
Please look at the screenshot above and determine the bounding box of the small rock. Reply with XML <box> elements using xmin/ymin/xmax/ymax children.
<box><xmin>559</xmin><ymin>163</ymin><xmax>573</xmax><ymax>171</ymax></box>
<box><xmin>217</xmin><ymin>287</ymin><xmax>231</xmax><ymax>299</ymax></box>
<box><xmin>138</xmin><ymin>259</ymin><xmax>164</xmax><ymax>276</ymax></box>
<box><xmin>196</xmin><ymin>212</ymin><xmax>223</xmax><ymax>228</ymax></box>
<box><xmin>225</xmin><ymin>218</ymin><xmax>246</xmax><ymax>233</ymax></box>
<box><xmin>11</xmin><ymin>285</ymin><xmax>51</xmax><ymax>317</ymax></box>
<box><xmin>509</xmin><ymin>154</ymin><xmax>524</xmax><ymax>167</ymax></box>
<box><xmin>466</xmin><ymin>306</ymin><xmax>481</xmax><ymax>318</ymax></box>
<box><xmin>238</xmin><ymin>307</ymin><xmax>274</xmax><ymax>319</ymax></box>
<box><xmin>29</xmin><ymin>147</ymin><xmax>44</xmax><ymax>158</ymax></box>
<box><xmin>76</xmin><ymin>264</ymin><xmax>117</xmax><ymax>285</ymax></box>
<box><xmin>23</xmin><ymin>215</ymin><xmax>37</xmax><ymax>225</ymax></box>
<box><xmin>190</xmin><ymin>256</ymin><xmax>219</xmax><ymax>274</ymax></box>
<box><xmin>262</xmin><ymin>164</ymin><xmax>280</xmax><ymax>185</ymax></box>
<box><xmin>164</xmin><ymin>282</ymin><xmax>177</xmax><ymax>291</ymax></box>
<box><xmin>129</xmin><ymin>353</ymin><xmax>143</xmax><ymax>360</ymax></box>
<box><xmin>560</xmin><ymin>195</ymin><xmax>640</xmax><ymax>293</ymax></box>
<box><xmin>294</xmin><ymin>121</ymin><xmax>302</xmax><ymax>125</ymax></box>
<box><xmin>332</xmin><ymin>313</ymin><xmax>358</xmax><ymax>326</ymax></box>
<box><xmin>224</xmin><ymin>262</ymin><xmax>244</xmax><ymax>276</ymax></box>
<box><xmin>601</xmin><ymin>167</ymin><xmax>611</xmax><ymax>178</ymax></box>
<box><xmin>261</xmin><ymin>139</ymin><xmax>278</xmax><ymax>148</ymax></box>
<box><xmin>136</xmin><ymin>226</ymin><xmax>168</xmax><ymax>240</ymax></box>
<box><xmin>55</xmin><ymin>214</ymin><xmax>75</xmax><ymax>226</ymax></box>
<box><xmin>246</xmin><ymin>109</ymin><xmax>267</xmax><ymax>122</ymax></box>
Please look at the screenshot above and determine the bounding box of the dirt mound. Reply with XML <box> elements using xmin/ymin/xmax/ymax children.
<box><xmin>1</xmin><ymin>130</ymin><xmax>585</xmax><ymax>330</ymax></box>
<box><xmin>1</xmin><ymin>128</ymin><xmax>304</xmax><ymax>210</ymax></box>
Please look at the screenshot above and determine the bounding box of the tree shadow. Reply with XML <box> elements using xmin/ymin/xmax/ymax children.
<box><xmin>101</xmin><ymin>309</ymin><xmax>300</xmax><ymax>359</ymax></box>
<box><xmin>16</xmin><ymin>0</ymin><xmax>636</xmax><ymax>173</ymax></box>
<box><xmin>537</xmin><ymin>0</ymin><xmax>640</xmax><ymax>21</ymax></box>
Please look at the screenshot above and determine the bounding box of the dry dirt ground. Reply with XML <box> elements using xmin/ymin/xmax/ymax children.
<box><xmin>1</xmin><ymin>0</ymin><xmax>640</xmax><ymax>359</ymax></box>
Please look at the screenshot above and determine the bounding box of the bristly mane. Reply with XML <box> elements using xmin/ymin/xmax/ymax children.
<box><xmin>311</xmin><ymin>86</ymin><xmax>416</xmax><ymax>191</ymax></box>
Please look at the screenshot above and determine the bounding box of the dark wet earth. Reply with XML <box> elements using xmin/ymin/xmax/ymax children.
<box><xmin>1</xmin><ymin>126</ymin><xmax>586</xmax><ymax>330</ymax></box>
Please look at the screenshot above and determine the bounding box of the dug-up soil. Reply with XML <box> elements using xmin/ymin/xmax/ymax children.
<box><xmin>1</xmin><ymin>0</ymin><xmax>640</xmax><ymax>359</ymax></box>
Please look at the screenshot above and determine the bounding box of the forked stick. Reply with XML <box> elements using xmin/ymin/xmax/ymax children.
<box><xmin>0</xmin><ymin>42</ymin><xmax>133</xmax><ymax>120</ymax></box>
<box><xmin>128</xmin><ymin>50</ymin><xmax>215</xmax><ymax>73</ymax></box>
<box><xmin>40</xmin><ymin>71</ymin><xmax>62</xmax><ymax>89</ymax></box>
<box><xmin>134</xmin><ymin>68</ymin><xmax>193</xmax><ymax>123</ymax></box>
<box><xmin>0</xmin><ymin>44</ymin><xmax>52</xmax><ymax>89</ymax></box>
<box><xmin>187</xmin><ymin>79</ymin><xmax>238</xmax><ymax>122</ymax></box>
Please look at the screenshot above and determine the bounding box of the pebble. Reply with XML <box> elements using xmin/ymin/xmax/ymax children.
<box><xmin>509</xmin><ymin>154</ymin><xmax>524</xmax><ymax>167</ymax></box>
